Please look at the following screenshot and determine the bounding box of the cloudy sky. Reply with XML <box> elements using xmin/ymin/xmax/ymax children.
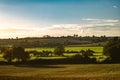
<box><xmin>0</xmin><ymin>0</ymin><xmax>120</xmax><ymax>38</ymax></box>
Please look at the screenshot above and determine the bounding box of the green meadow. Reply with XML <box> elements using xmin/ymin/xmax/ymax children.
<box><xmin>0</xmin><ymin>46</ymin><xmax>105</xmax><ymax>62</ymax></box>
<box><xmin>25</xmin><ymin>46</ymin><xmax>105</xmax><ymax>61</ymax></box>
<box><xmin>25</xmin><ymin>46</ymin><xmax>103</xmax><ymax>54</ymax></box>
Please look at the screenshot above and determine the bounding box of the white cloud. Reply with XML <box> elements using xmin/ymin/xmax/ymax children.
<box><xmin>102</xmin><ymin>19</ymin><xmax>119</xmax><ymax>23</ymax></box>
<box><xmin>82</xmin><ymin>18</ymin><xmax>119</xmax><ymax>23</ymax></box>
<box><xmin>49</xmin><ymin>22</ymin><xmax>119</xmax><ymax>30</ymax></box>
<box><xmin>113</xmin><ymin>5</ymin><xmax>118</xmax><ymax>8</ymax></box>
<box><xmin>0</xmin><ymin>22</ymin><xmax>120</xmax><ymax>38</ymax></box>
<box><xmin>82</xmin><ymin>18</ymin><xmax>100</xmax><ymax>21</ymax></box>
<box><xmin>0</xmin><ymin>14</ymin><xmax>120</xmax><ymax>38</ymax></box>
<box><xmin>41</xmin><ymin>22</ymin><xmax>120</xmax><ymax>37</ymax></box>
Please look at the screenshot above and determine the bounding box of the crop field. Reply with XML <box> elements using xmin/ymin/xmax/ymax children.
<box><xmin>0</xmin><ymin>64</ymin><xmax>120</xmax><ymax>80</ymax></box>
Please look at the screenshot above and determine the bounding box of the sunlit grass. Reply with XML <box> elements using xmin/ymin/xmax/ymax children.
<box><xmin>25</xmin><ymin>46</ymin><xmax>103</xmax><ymax>53</ymax></box>
<box><xmin>0</xmin><ymin>46</ymin><xmax>105</xmax><ymax>61</ymax></box>
<box><xmin>25</xmin><ymin>46</ymin><xmax>104</xmax><ymax>61</ymax></box>
<box><xmin>0</xmin><ymin>64</ymin><xmax>120</xmax><ymax>80</ymax></box>
<box><xmin>25</xmin><ymin>47</ymin><xmax>54</xmax><ymax>52</ymax></box>
<box><xmin>65</xmin><ymin>46</ymin><xmax>103</xmax><ymax>53</ymax></box>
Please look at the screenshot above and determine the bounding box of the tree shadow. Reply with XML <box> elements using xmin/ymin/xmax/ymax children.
<box><xmin>14</xmin><ymin>64</ymin><xmax>66</xmax><ymax>68</ymax></box>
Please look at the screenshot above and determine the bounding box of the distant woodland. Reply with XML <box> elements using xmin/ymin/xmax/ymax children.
<box><xmin>0</xmin><ymin>35</ymin><xmax>113</xmax><ymax>48</ymax></box>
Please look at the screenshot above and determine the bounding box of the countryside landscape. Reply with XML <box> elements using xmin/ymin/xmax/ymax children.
<box><xmin>0</xmin><ymin>36</ymin><xmax>120</xmax><ymax>80</ymax></box>
<box><xmin>0</xmin><ymin>0</ymin><xmax>120</xmax><ymax>80</ymax></box>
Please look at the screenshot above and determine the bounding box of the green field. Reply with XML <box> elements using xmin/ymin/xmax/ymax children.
<box><xmin>25</xmin><ymin>46</ymin><xmax>105</xmax><ymax>61</ymax></box>
<box><xmin>0</xmin><ymin>46</ymin><xmax>119</xmax><ymax>80</ymax></box>
<box><xmin>0</xmin><ymin>64</ymin><xmax>120</xmax><ymax>80</ymax></box>
<box><xmin>25</xmin><ymin>47</ymin><xmax>55</xmax><ymax>52</ymax></box>
<box><xmin>25</xmin><ymin>46</ymin><xmax>103</xmax><ymax>54</ymax></box>
<box><xmin>0</xmin><ymin>46</ymin><xmax>105</xmax><ymax>62</ymax></box>
<box><xmin>26</xmin><ymin>46</ymin><xmax>103</xmax><ymax>52</ymax></box>
<box><xmin>66</xmin><ymin>46</ymin><xmax>103</xmax><ymax>52</ymax></box>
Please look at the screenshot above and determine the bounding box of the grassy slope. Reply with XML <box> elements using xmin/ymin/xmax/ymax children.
<box><xmin>0</xmin><ymin>64</ymin><xmax>120</xmax><ymax>80</ymax></box>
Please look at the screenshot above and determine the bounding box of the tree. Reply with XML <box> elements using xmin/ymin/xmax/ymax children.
<box><xmin>103</xmin><ymin>37</ymin><xmax>120</xmax><ymax>62</ymax></box>
<box><xmin>40</xmin><ymin>50</ymin><xmax>52</xmax><ymax>57</ymax></box>
<box><xmin>0</xmin><ymin>47</ymin><xmax>6</xmax><ymax>53</ymax></box>
<box><xmin>85</xmin><ymin>49</ymin><xmax>94</xmax><ymax>56</ymax></box>
<box><xmin>73</xmin><ymin>49</ymin><xmax>95</xmax><ymax>63</ymax></box>
<box><xmin>3</xmin><ymin>48</ymin><xmax>13</xmax><ymax>63</ymax></box>
<box><xmin>54</xmin><ymin>45</ymin><xmax>65</xmax><ymax>56</ymax></box>
<box><xmin>80</xmin><ymin>49</ymin><xmax>94</xmax><ymax>57</ymax></box>
<box><xmin>73</xmin><ymin>34</ymin><xmax>78</xmax><ymax>37</ymax></box>
<box><xmin>80</xmin><ymin>50</ymin><xmax>86</xmax><ymax>55</ymax></box>
<box><xmin>3</xmin><ymin>47</ymin><xmax>29</xmax><ymax>62</ymax></box>
<box><xmin>12</xmin><ymin>47</ymin><xmax>29</xmax><ymax>62</ymax></box>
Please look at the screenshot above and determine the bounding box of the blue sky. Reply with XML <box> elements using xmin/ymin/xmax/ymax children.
<box><xmin>0</xmin><ymin>0</ymin><xmax>120</xmax><ymax>38</ymax></box>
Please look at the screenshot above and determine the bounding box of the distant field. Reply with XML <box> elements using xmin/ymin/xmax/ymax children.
<box><xmin>66</xmin><ymin>46</ymin><xmax>103</xmax><ymax>53</ymax></box>
<box><xmin>25</xmin><ymin>46</ymin><xmax>103</xmax><ymax>53</ymax></box>
<box><xmin>25</xmin><ymin>46</ymin><xmax>105</xmax><ymax>61</ymax></box>
<box><xmin>0</xmin><ymin>46</ymin><xmax>105</xmax><ymax>61</ymax></box>
<box><xmin>0</xmin><ymin>64</ymin><xmax>120</xmax><ymax>80</ymax></box>
<box><xmin>25</xmin><ymin>47</ymin><xmax>54</xmax><ymax>52</ymax></box>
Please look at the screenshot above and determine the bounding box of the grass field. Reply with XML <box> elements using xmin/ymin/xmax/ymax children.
<box><xmin>25</xmin><ymin>46</ymin><xmax>103</xmax><ymax>52</ymax></box>
<box><xmin>66</xmin><ymin>46</ymin><xmax>103</xmax><ymax>52</ymax></box>
<box><xmin>25</xmin><ymin>46</ymin><xmax>105</xmax><ymax>61</ymax></box>
<box><xmin>0</xmin><ymin>64</ymin><xmax>120</xmax><ymax>80</ymax></box>
<box><xmin>0</xmin><ymin>46</ymin><xmax>119</xmax><ymax>80</ymax></box>
<box><xmin>25</xmin><ymin>47</ymin><xmax>54</xmax><ymax>52</ymax></box>
<box><xmin>25</xmin><ymin>46</ymin><xmax>103</xmax><ymax>57</ymax></box>
<box><xmin>0</xmin><ymin>46</ymin><xmax>105</xmax><ymax>62</ymax></box>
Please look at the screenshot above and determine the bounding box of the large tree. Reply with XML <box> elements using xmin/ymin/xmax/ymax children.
<box><xmin>103</xmin><ymin>37</ymin><xmax>120</xmax><ymax>62</ymax></box>
<box><xmin>54</xmin><ymin>45</ymin><xmax>65</xmax><ymax>56</ymax></box>
<box><xmin>3</xmin><ymin>48</ymin><xmax>13</xmax><ymax>63</ymax></box>
<box><xmin>3</xmin><ymin>47</ymin><xmax>29</xmax><ymax>62</ymax></box>
<box><xmin>12</xmin><ymin>47</ymin><xmax>29</xmax><ymax>62</ymax></box>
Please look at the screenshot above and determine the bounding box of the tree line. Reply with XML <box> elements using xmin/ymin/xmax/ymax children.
<box><xmin>0</xmin><ymin>35</ymin><xmax>109</xmax><ymax>48</ymax></box>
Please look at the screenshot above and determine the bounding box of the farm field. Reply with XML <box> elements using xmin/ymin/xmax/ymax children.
<box><xmin>0</xmin><ymin>46</ymin><xmax>105</xmax><ymax>62</ymax></box>
<box><xmin>25</xmin><ymin>46</ymin><xmax>105</xmax><ymax>61</ymax></box>
<box><xmin>0</xmin><ymin>64</ymin><xmax>120</xmax><ymax>80</ymax></box>
<box><xmin>0</xmin><ymin>46</ymin><xmax>106</xmax><ymax>62</ymax></box>
<box><xmin>25</xmin><ymin>46</ymin><xmax>103</xmax><ymax>54</ymax></box>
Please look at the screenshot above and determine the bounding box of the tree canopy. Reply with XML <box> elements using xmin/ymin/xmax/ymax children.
<box><xmin>103</xmin><ymin>37</ymin><xmax>120</xmax><ymax>62</ymax></box>
<box><xmin>54</xmin><ymin>45</ymin><xmax>65</xmax><ymax>56</ymax></box>
<box><xmin>3</xmin><ymin>46</ymin><xmax>29</xmax><ymax>63</ymax></box>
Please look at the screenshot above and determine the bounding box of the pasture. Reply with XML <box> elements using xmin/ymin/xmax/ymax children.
<box><xmin>25</xmin><ymin>46</ymin><xmax>103</xmax><ymax>53</ymax></box>
<box><xmin>0</xmin><ymin>46</ymin><xmax>119</xmax><ymax>80</ymax></box>
<box><xmin>25</xmin><ymin>46</ymin><xmax>105</xmax><ymax>61</ymax></box>
<box><xmin>0</xmin><ymin>64</ymin><xmax>120</xmax><ymax>80</ymax></box>
<box><xmin>0</xmin><ymin>46</ymin><xmax>105</xmax><ymax>62</ymax></box>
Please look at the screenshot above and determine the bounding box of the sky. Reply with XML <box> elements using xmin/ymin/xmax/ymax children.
<box><xmin>0</xmin><ymin>0</ymin><xmax>120</xmax><ymax>38</ymax></box>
